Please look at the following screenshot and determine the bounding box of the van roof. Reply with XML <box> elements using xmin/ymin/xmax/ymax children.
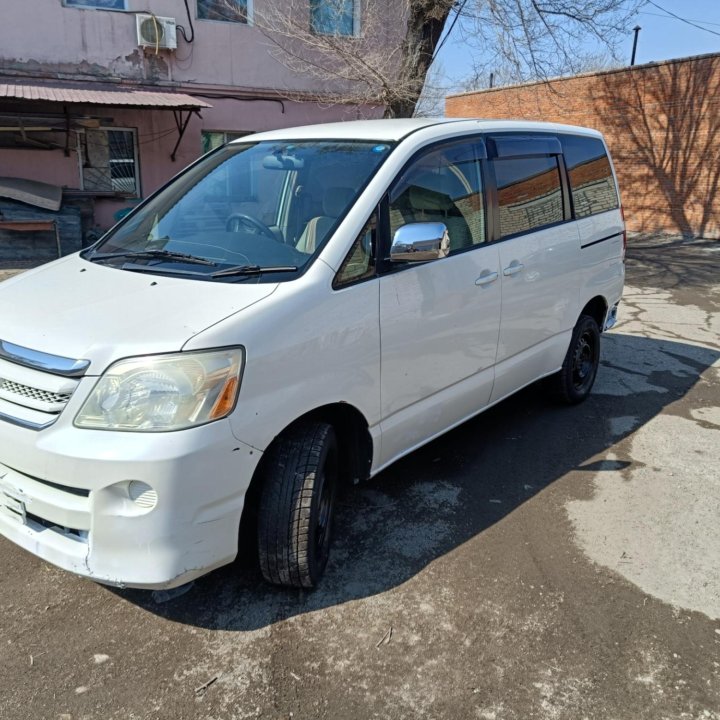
<box><xmin>239</xmin><ymin>118</ymin><xmax>604</xmax><ymax>143</ymax></box>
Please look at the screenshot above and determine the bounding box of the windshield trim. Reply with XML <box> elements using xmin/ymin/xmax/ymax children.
<box><xmin>81</xmin><ymin>138</ymin><xmax>397</xmax><ymax>283</ymax></box>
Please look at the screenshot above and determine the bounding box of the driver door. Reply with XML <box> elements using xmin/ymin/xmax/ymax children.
<box><xmin>378</xmin><ymin>138</ymin><xmax>502</xmax><ymax>466</ymax></box>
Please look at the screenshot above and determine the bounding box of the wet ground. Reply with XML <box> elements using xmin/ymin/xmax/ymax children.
<box><xmin>1</xmin><ymin>237</ymin><xmax>719</xmax><ymax>719</ymax></box>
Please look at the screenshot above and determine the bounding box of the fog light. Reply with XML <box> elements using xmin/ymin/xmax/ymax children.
<box><xmin>128</xmin><ymin>481</ymin><xmax>158</xmax><ymax>510</ymax></box>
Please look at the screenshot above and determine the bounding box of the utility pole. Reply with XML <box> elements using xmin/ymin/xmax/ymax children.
<box><xmin>631</xmin><ymin>25</ymin><xmax>641</xmax><ymax>66</ymax></box>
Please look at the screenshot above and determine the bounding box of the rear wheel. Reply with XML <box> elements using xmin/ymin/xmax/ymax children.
<box><xmin>547</xmin><ymin>314</ymin><xmax>601</xmax><ymax>404</ymax></box>
<box><xmin>257</xmin><ymin>421</ymin><xmax>338</xmax><ymax>588</ymax></box>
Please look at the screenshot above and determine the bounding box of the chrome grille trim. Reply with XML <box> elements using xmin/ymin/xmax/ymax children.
<box><xmin>0</xmin><ymin>378</ymin><xmax>72</xmax><ymax>406</ymax></box>
<box><xmin>0</xmin><ymin>345</ymin><xmax>86</xmax><ymax>430</ymax></box>
<box><xmin>0</xmin><ymin>408</ymin><xmax>56</xmax><ymax>430</ymax></box>
<box><xmin>0</xmin><ymin>339</ymin><xmax>90</xmax><ymax>378</ymax></box>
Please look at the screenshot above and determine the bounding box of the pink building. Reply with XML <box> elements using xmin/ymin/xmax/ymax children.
<box><xmin>0</xmin><ymin>0</ymin><xmax>386</xmax><ymax>257</ymax></box>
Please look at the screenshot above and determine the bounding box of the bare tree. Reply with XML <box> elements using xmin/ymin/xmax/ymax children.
<box><xmin>460</xmin><ymin>52</ymin><xmax>619</xmax><ymax>93</ymax></box>
<box><xmin>245</xmin><ymin>0</ymin><xmax>641</xmax><ymax>118</ymax></box>
<box><xmin>458</xmin><ymin>0</ymin><xmax>640</xmax><ymax>88</ymax></box>
<box><xmin>253</xmin><ymin>0</ymin><xmax>454</xmax><ymax>119</ymax></box>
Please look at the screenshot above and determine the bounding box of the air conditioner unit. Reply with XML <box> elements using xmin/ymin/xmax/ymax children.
<box><xmin>136</xmin><ymin>14</ymin><xmax>177</xmax><ymax>50</ymax></box>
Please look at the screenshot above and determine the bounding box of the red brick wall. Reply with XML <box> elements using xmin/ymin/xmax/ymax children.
<box><xmin>446</xmin><ymin>54</ymin><xmax>720</xmax><ymax>238</ymax></box>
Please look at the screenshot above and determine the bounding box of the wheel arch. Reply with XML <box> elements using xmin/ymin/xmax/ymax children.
<box><xmin>580</xmin><ymin>295</ymin><xmax>608</xmax><ymax>332</ymax></box>
<box><xmin>239</xmin><ymin>402</ymin><xmax>373</xmax><ymax>543</ymax></box>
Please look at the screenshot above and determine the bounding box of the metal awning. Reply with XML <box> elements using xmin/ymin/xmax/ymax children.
<box><xmin>0</xmin><ymin>82</ymin><xmax>212</xmax><ymax>160</ymax></box>
<box><xmin>0</xmin><ymin>82</ymin><xmax>211</xmax><ymax>110</ymax></box>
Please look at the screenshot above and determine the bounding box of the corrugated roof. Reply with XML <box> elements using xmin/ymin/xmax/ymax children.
<box><xmin>0</xmin><ymin>82</ymin><xmax>211</xmax><ymax>109</ymax></box>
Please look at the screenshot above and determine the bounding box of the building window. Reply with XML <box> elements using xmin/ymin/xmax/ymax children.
<box><xmin>81</xmin><ymin>128</ymin><xmax>139</xmax><ymax>196</ymax></box>
<box><xmin>493</xmin><ymin>156</ymin><xmax>564</xmax><ymax>238</ymax></box>
<box><xmin>64</xmin><ymin>0</ymin><xmax>127</xmax><ymax>9</ymax></box>
<box><xmin>197</xmin><ymin>0</ymin><xmax>249</xmax><ymax>23</ymax></box>
<box><xmin>311</xmin><ymin>0</ymin><xmax>357</xmax><ymax>36</ymax></box>
<box><xmin>201</xmin><ymin>130</ymin><xmax>253</xmax><ymax>154</ymax></box>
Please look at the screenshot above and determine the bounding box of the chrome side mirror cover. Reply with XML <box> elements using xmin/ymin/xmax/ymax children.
<box><xmin>390</xmin><ymin>222</ymin><xmax>450</xmax><ymax>263</ymax></box>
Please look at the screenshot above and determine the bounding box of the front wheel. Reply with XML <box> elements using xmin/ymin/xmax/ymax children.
<box><xmin>546</xmin><ymin>314</ymin><xmax>601</xmax><ymax>404</ymax></box>
<box><xmin>257</xmin><ymin>421</ymin><xmax>339</xmax><ymax>588</ymax></box>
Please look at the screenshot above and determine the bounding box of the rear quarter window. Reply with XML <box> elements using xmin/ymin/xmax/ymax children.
<box><xmin>561</xmin><ymin>135</ymin><xmax>619</xmax><ymax>218</ymax></box>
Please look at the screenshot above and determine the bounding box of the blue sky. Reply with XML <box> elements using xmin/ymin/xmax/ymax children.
<box><xmin>629</xmin><ymin>0</ymin><xmax>720</xmax><ymax>63</ymax></box>
<box><xmin>437</xmin><ymin>0</ymin><xmax>720</xmax><ymax>91</ymax></box>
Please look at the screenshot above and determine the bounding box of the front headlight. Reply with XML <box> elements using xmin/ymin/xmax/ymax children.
<box><xmin>74</xmin><ymin>348</ymin><xmax>244</xmax><ymax>432</ymax></box>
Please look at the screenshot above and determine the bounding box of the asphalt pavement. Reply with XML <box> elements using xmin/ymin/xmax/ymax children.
<box><xmin>1</xmin><ymin>237</ymin><xmax>718</xmax><ymax>720</ymax></box>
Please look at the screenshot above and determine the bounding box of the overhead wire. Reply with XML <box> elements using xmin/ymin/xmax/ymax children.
<box><xmin>433</xmin><ymin>0</ymin><xmax>469</xmax><ymax>60</ymax></box>
<box><xmin>644</xmin><ymin>0</ymin><xmax>720</xmax><ymax>38</ymax></box>
<box><xmin>639</xmin><ymin>10</ymin><xmax>720</xmax><ymax>28</ymax></box>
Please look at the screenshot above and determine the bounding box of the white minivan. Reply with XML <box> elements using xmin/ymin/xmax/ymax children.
<box><xmin>0</xmin><ymin>119</ymin><xmax>624</xmax><ymax>590</ymax></box>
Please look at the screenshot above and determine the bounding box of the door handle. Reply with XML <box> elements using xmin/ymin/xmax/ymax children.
<box><xmin>475</xmin><ymin>271</ymin><xmax>499</xmax><ymax>286</ymax></box>
<box><xmin>503</xmin><ymin>262</ymin><xmax>524</xmax><ymax>276</ymax></box>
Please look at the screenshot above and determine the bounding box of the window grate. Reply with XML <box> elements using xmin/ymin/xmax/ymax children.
<box><xmin>82</xmin><ymin>128</ymin><xmax>139</xmax><ymax>196</ymax></box>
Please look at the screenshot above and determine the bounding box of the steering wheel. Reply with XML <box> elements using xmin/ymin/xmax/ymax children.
<box><xmin>225</xmin><ymin>213</ymin><xmax>277</xmax><ymax>241</ymax></box>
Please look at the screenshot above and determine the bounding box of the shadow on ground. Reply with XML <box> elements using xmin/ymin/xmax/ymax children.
<box><xmin>626</xmin><ymin>239</ymin><xmax>720</xmax><ymax>294</ymax></box>
<box><xmin>112</xmin><ymin>330</ymin><xmax>719</xmax><ymax>632</ymax></box>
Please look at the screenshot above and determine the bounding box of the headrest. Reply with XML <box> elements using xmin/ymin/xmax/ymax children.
<box><xmin>408</xmin><ymin>185</ymin><xmax>454</xmax><ymax>212</ymax></box>
<box><xmin>323</xmin><ymin>186</ymin><xmax>354</xmax><ymax>217</ymax></box>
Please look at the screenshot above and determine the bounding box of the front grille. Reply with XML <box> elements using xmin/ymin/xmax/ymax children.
<box><xmin>0</xmin><ymin>379</ymin><xmax>73</xmax><ymax>406</ymax></box>
<box><xmin>0</xmin><ymin>352</ymin><xmax>84</xmax><ymax>429</ymax></box>
<box><xmin>26</xmin><ymin>511</ymin><xmax>88</xmax><ymax>543</ymax></box>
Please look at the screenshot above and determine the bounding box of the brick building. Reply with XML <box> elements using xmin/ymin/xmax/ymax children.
<box><xmin>446</xmin><ymin>53</ymin><xmax>720</xmax><ymax>239</ymax></box>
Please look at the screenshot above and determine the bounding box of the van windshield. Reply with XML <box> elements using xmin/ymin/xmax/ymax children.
<box><xmin>85</xmin><ymin>139</ymin><xmax>393</xmax><ymax>281</ymax></box>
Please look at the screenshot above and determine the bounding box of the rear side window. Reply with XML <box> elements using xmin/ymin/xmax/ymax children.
<box><xmin>493</xmin><ymin>156</ymin><xmax>563</xmax><ymax>238</ymax></box>
<box><xmin>561</xmin><ymin>135</ymin><xmax>619</xmax><ymax>218</ymax></box>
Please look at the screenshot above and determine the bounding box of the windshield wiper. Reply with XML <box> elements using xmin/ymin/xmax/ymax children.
<box><xmin>211</xmin><ymin>264</ymin><xmax>298</xmax><ymax>278</ymax></box>
<box><xmin>89</xmin><ymin>249</ymin><xmax>217</xmax><ymax>266</ymax></box>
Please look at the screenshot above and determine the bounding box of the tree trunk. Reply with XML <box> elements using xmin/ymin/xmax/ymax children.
<box><xmin>384</xmin><ymin>0</ymin><xmax>455</xmax><ymax>118</ymax></box>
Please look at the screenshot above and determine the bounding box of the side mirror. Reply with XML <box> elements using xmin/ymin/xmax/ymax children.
<box><xmin>390</xmin><ymin>222</ymin><xmax>450</xmax><ymax>263</ymax></box>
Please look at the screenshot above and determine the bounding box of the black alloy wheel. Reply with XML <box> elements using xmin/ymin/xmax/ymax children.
<box><xmin>547</xmin><ymin>314</ymin><xmax>601</xmax><ymax>404</ymax></box>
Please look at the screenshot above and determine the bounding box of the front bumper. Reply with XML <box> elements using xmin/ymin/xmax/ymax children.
<box><xmin>0</xmin><ymin>416</ymin><xmax>262</xmax><ymax>589</ymax></box>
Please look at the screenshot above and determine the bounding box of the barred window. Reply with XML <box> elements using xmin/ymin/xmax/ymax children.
<box><xmin>81</xmin><ymin>128</ymin><xmax>139</xmax><ymax>196</ymax></box>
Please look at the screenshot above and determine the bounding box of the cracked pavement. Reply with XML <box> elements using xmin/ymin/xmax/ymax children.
<box><xmin>0</xmin><ymin>237</ymin><xmax>719</xmax><ymax>719</ymax></box>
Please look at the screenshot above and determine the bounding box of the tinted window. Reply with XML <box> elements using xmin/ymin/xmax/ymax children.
<box><xmin>389</xmin><ymin>142</ymin><xmax>486</xmax><ymax>253</ymax></box>
<box><xmin>493</xmin><ymin>156</ymin><xmax>563</xmax><ymax>238</ymax></box>
<box><xmin>561</xmin><ymin>135</ymin><xmax>619</xmax><ymax>218</ymax></box>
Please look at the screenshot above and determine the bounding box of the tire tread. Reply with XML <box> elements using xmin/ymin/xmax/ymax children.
<box><xmin>257</xmin><ymin>421</ymin><xmax>335</xmax><ymax>588</ymax></box>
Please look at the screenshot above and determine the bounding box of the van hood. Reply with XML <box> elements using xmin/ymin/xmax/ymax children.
<box><xmin>0</xmin><ymin>255</ymin><xmax>278</xmax><ymax>374</ymax></box>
